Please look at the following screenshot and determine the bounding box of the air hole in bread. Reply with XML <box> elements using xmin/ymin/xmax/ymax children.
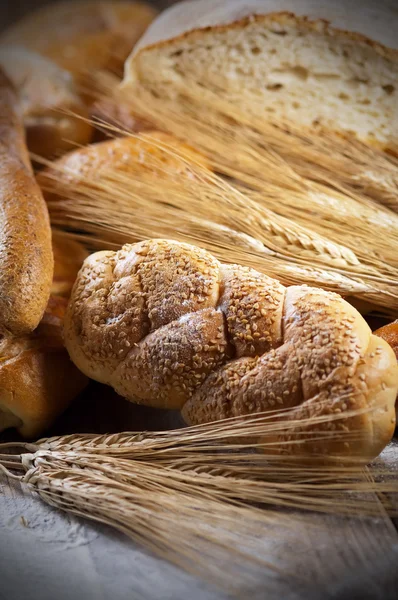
<box><xmin>351</xmin><ymin>77</ymin><xmax>369</xmax><ymax>84</ymax></box>
<box><xmin>271</xmin><ymin>30</ymin><xmax>287</xmax><ymax>36</ymax></box>
<box><xmin>293</xmin><ymin>66</ymin><xmax>308</xmax><ymax>80</ymax></box>
<box><xmin>382</xmin><ymin>84</ymin><xmax>395</xmax><ymax>95</ymax></box>
<box><xmin>266</xmin><ymin>83</ymin><xmax>283</xmax><ymax>90</ymax></box>
<box><xmin>313</xmin><ymin>73</ymin><xmax>340</xmax><ymax>81</ymax></box>
<box><xmin>251</xmin><ymin>46</ymin><xmax>261</xmax><ymax>55</ymax></box>
<box><xmin>338</xmin><ymin>92</ymin><xmax>350</xmax><ymax>101</ymax></box>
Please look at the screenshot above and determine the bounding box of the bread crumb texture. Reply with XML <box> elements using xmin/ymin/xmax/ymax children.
<box><xmin>131</xmin><ymin>13</ymin><xmax>398</xmax><ymax>145</ymax></box>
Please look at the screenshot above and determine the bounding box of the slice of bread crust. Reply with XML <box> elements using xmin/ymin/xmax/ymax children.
<box><xmin>124</xmin><ymin>0</ymin><xmax>398</xmax><ymax>147</ymax></box>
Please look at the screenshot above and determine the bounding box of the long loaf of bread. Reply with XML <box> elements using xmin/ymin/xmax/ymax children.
<box><xmin>0</xmin><ymin>70</ymin><xmax>53</xmax><ymax>335</ymax></box>
<box><xmin>65</xmin><ymin>239</ymin><xmax>398</xmax><ymax>461</ymax></box>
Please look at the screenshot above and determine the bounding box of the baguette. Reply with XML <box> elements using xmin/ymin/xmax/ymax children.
<box><xmin>1</xmin><ymin>1</ymin><xmax>157</xmax><ymax>80</ymax></box>
<box><xmin>64</xmin><ymin>239</ymin><xmax>398</xmax><ymax>461</ymax></box>
<box><xmin>0</xmin><ymin>296</ymin><xmax>88</xmax><ymax>438</ymax></box>
<box><xmin>0</xmin><ymin>69</ymin><xmax>53</xmax><ymax>335</ymax></box>
<box><xmin>0</xmin><ymin>46</ymin><xmax>92</xmax><ymax>158</ymax></box>
<box><xmin>124</xmin><ymin>0</ymin><xmax>398</xmax><ymax>149</ymax></box>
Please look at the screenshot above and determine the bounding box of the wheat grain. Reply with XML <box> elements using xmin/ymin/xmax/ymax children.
<box><xmin>118</xmin><ymin>77</ymin><xmax>398</xmax><ymax>212</ymax></box>
<box><xmin>39</xmin><ymin>131</ymin><xmax>398</xmax><ymax>314</ymax></box>
<box><xmin>1</xmin><ymin>405</ymin><xmax>397</xmax><ymax>590</ymax></box>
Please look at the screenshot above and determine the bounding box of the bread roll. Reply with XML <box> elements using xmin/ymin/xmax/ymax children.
<box><xmin>37</xmin><ymin>131</ymin><xmax>210</xmax><ymax>200</ymax></box>
<box><xmin>0</xmin><ymin>46</ymin><xmax>92</xmax><ymax>158</ymax></box>
<box><xmin>0</xmin><ymin>296</ymin><xmax>88</xmax><ymax>438</ymax></box>
<box><xmin>124</xmin><ymin>0</ymin><xmax>398</xmax><ymax>149</ymax></box>
<box><xmin>0</xmin><ymin>69</ymin><xmax>53</xmax><ymax>335</ymax></box>
<box><xmin>1</xmin><ymin>1</ymin><xmax>157</xmax><ymax>79</ymax></box>
<box><xmin>64</xmin><ymin>239</ymin><xmax>398</xmax><ymax>461</ymax></box>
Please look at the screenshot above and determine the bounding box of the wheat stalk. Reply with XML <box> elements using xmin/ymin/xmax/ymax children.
<box><xmin>1</xmin><ymin>406</ymin><xmax>397</xmax><ymax>591</ymax></box>
<box><xmin>117</xmin><ymin>76</ymin><xmax>398</xmax><ymax>213</ymax></box>
<box><xmin>113</xmin><ymin>79</ymin><xmax>398</xmax><ymax>268</ymax></box>
<box><xmin>40</xmin><ymin>130</ymin><xmax>398</xmax><ymax>314</ymax></box>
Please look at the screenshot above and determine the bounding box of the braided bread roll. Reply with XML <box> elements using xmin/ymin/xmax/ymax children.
<box><xmin>65</xmin><ymin>240</ymin><xmax>398</xmax><ymax>461</ymax></box>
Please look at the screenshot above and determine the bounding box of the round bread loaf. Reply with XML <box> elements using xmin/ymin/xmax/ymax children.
<box><xmin>64</xmin><ymin>239</ymin><xmax>398</xmax><ymax>461</ymax></box>
<box><xmin>37</xmin><ymin>131</ymin><xmax>210</xmax><ymax>199</ymax></box>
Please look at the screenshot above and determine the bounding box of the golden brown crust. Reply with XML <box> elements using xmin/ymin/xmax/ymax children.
<box><xmin>374</xmin><ymin>320</ymin><xmax>398</xmax><ymax>361</ymax></box>
<box><xmin>130</xmin><ymin>7</ymin><xmax>398</xmax><ymax>66</ymax></box>
<box><xmin>1</xmin><ymin>1</ymin><xmax>157</xmax><ymax>79</ymax></box>
<box><xmin>0</xmin><ymin>69</ymin><xmax>53</xmax><ymax>336</ymax></box>
<box><xmin>0</xmin><ymin>296</ymin><xmax>88</xmax><ymax>438</ymax></box>
<box><xmin>37</xmin><ymin>131</ymin><xmax>210</xmax><ymax>200</ymax></box>
<box><xmin>219</xmin><ymin>264</ymin><xmax>285</xmax><ymax>358</ymax></box>
<box><xmin>374</xmin><ymin>320</ymin><xmax>398</xmax><ymax>421</ymax></box>
<box><xmin>65</xmin><ymin>239</ymin><xmax>398</xmax><ymax>461</ymax></box>
<box><xmin>51</xmin><ymin>231</ymin><xmax>89</xmax><ymax>298</ymax></box>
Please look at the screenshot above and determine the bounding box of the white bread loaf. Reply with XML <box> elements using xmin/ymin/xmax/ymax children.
<box><xmin>64</xmin><ymin>239</ymin><xmax>398</xmax><ymax>462</ymax></box>
<box><xmin>124</xmin><ymin>0</ymin><xmax>398</xmax><ymax>148</ymax></box>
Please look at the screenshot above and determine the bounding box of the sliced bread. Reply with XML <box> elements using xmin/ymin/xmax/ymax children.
<box><xmin>124</xmin><ymin>0</ymin><xmax>398</xmax><ymax>147</ymax></box>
